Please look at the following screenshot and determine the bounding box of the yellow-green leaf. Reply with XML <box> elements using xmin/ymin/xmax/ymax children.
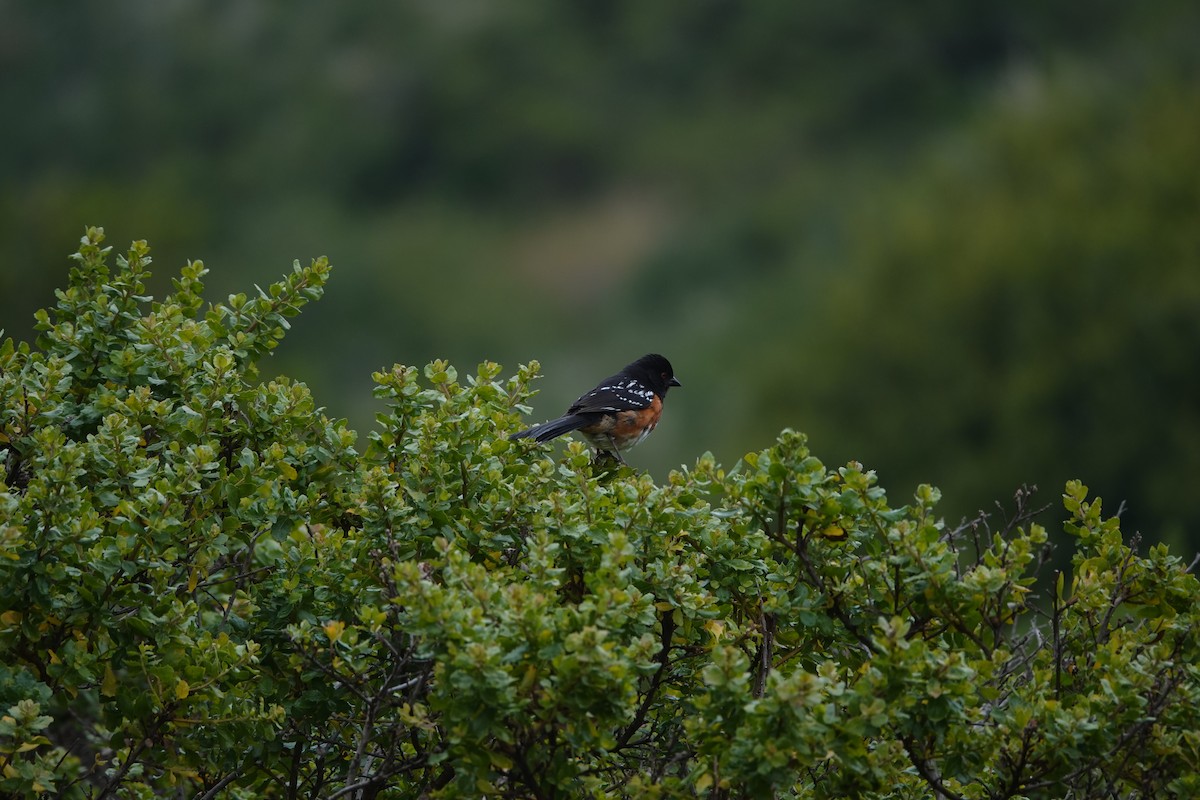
<box><xmin>323</xmin><ymin>620</ymin><xmax>345</xmax><ymax>642</ymax></box>
<box><xmin>101</xmin><ymin>664</ymin><xmax>118</xmax><ymax>697</ymax></box>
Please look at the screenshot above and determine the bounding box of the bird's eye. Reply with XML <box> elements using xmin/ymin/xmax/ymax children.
<box><xmin>661</xmin><ymin>372</ymin><xmax>669</xmax><ymax>381</ymax></box>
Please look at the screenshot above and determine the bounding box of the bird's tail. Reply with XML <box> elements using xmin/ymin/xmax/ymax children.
<box><xmin>509</xmin><ymin>415</ymin><xmax>590</xmax><ymax>443</ymax></box>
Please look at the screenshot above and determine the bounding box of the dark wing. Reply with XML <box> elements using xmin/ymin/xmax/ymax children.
<box><xmin>567</xmin><ymin>376</ymin><xmax>656</xmax><ymax>414</ymax></box>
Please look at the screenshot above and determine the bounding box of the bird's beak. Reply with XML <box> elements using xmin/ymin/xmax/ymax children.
<box><xmin>670</xmin><ymin>377</ymin><xmax>682</xmax><ymax>387</ymax></box>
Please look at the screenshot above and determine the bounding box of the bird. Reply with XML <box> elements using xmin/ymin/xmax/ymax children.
<box><xmin>509</xmin><ymin>354</ymin><xmax>681</xmax><ymax>463</ymax></box>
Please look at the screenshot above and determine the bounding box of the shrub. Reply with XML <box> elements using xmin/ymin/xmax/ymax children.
<box><xmin>2</xmin><ymin>229</ymin><xmax>1197</xmax><ymax>798</ymax></box>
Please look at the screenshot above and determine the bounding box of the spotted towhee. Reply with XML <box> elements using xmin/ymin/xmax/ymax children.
<box><xmin>510</xmin><ymin>354</ymin><xmax>681</xmax><ymax>463</ymax></box>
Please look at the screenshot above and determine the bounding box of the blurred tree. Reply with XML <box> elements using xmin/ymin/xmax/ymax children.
<box><xmin>752</xmin><ymin>75</ymin><xmax>1200</xmax><ymax>546</ymax></box>
<box><xmin>1</xmin><ymin>0</ymin><xmax>1197</xmax><ymax>547</ymax></box>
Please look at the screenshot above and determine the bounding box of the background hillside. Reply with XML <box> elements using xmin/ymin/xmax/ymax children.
<box><xmin>2</xmin><ymin>1</ymin><xmax>1198</xmax><ymax>549</ymax></box>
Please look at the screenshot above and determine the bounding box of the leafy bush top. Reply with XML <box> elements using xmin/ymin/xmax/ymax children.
<box><xmin>1</xmin><ymin>229</ymin><xmax>1198</xmax><ymax>798</ymax></box>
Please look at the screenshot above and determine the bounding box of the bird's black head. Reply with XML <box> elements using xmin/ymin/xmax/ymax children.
<box><xmin>624</xmin><ymin>353</ymin><xmax>681</xmax><ymax>396</ymax></box>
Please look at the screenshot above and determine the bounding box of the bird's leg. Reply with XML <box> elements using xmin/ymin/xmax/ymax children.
<box><xmin>607</xmin><ymin>436</ymin><xmax>627</xmax><ymax>465</ymax></box>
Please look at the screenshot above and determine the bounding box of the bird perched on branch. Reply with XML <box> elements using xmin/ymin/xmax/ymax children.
<box><xmin>510</xmin><ymin>354</ymin><xmax>681</xmax><ymax>463</ymax></box>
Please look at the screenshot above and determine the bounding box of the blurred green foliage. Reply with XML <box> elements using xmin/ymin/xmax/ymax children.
<box><xmin>2</xmin><ymin>234</ymin><xmax>1198</xmax><ymax>797</ymax></box>
<box><xmin>1</xmin><ymin>2</ymin><xmax>1198</xmax><ymax>543</ymax></box>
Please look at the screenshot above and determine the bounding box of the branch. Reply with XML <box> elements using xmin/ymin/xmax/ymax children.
<box><xmin>997</xmin><ymin>720</ymin><xmax>1038</xmax><ymax>799</ymax></box>
<box><xmin>343</xmin><ymin>691</ymin><xmax>379</xmax><ymax>794</ymax></box>
<box><xmin>512</xmin><ymin>746</ymin><xmax>553</xmax><ymax>800</ymax></box>
<box><xmin>902</xmin><ymin>737</ymin><xmax>965</xmax><ymax>800</ymax></box>
<box><xmin>615</xmin><ymin>610</ymin><xmax>676</xmax><ymax>749</ymax></box>
<box><xmin>326</xmin><ymin>776</ymin><xmax>383</xmax><ymax>800</ymax></box>
<box><xmin>194</xmin><ymin>768</ymin><xmax>243</xmax><ymax>800</ymax></box>
<box><xmin>1096</xmin><ymin>538</ymin><xmax>1139</xmax><ymax>645</ymax></box>
<box><xmin>792</xmin><ymin>526</ymin><xmax>876</xmax><ymax>654</ymax></box>
<box><xmin>94</xmin><ymin>713</ymin><xmax>165</xmax><ymax>800</ymax></box>
<box><xmin>752</xmin><ymin>603</ymin><xmax>775</xmax><ymax>698</ymax></box>
<box><xmin>1051</xmin><ymin>571</ymin><xmax>1063</xmax><ymax>701</ymax></box>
